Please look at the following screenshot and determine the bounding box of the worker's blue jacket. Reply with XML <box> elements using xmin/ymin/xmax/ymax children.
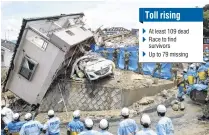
<box><xmin>117</xmin><ymin>118</ymin><xmax>139</xmax><ymax>135</ymax></box>
<box><xmin>19</xmin><ymin>120</ymin><xmax>43</xmax><ymax>135</ymax></box>
<box><xmin>5</xmin><ymin>120</ymin><xmax>26</xmax><ymax>134</ymax></box>
<box><xmin>44</xmin><ymin>117</ymin><xmax>60</xmax><ymax>135</ymax></box>
<box><xmin>187</xmin><ymin>69</ymin><xmax>196</xmax><ymax>77</ymax></box>
<box><xmin>78</xmin><ymin>130</ymin><xmax>102</xmax><ymax>135</ymax></box>
<box><xmin>156</xmin><ymin>117</ymin><xmax>174</xmax><ymax>135</ymax></box>
<box><xmin>136</xmin><ymin>128</ymin><xmax>157</xmax><ymax>135</ymax></box>
<box><xmin>67</xmin><ymin>118</ymin><xmax>84</xmax><ymax>134</ymax></box>
<box><xmin>99</xmin><ymin>130</ymin><xmax>114</xmax><ymax>135</ymax></box>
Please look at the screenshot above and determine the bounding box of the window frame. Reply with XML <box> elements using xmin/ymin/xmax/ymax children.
<box><xmin>29</xmin><ymin>36</ymin><xmax>48</xmax><ymax>51</ymax></box>
<box><xmin>66</xmin><ymin>30</ymin><xmax>75</xmax><ymax>36</ymax></box>
<box><xmin>18</xmin><ymin>56</ymin><xmax>38</xmax><ymax>81</ymax></box>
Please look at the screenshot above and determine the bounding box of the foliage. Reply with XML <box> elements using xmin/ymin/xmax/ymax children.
<box><xmin>204</xmin><ymin>5</ymin><xmax>209</xmax><ymax>37</ymax></box>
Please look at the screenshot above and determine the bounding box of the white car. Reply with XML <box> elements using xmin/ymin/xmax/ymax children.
<box><xmin>71</xmin><ymin>52</ymin><xmax>115</xmax><ymax>81</ymax></box>
<box><xmin>84</xmin><ymin>58</ymin><xmax>115</xmax><ymax>80</ymax></box>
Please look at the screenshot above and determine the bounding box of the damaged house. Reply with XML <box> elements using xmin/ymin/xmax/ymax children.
<box><xmin>2</xmin><ymin>13</ymin><xmax>95</xmax><ymax>106</ymax></box>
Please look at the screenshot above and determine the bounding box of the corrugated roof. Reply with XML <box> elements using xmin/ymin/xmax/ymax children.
<box><xmin>1</xmin><ymin>39</ymin><xmax>15</xmax><ymax>51</ymax></box>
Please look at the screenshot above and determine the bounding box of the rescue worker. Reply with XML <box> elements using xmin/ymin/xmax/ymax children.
<box><xmin>187</xmin><ymin>65</ymin><xmax>196</xmax><ymax>85</ymax></box>
<box><xmin>99</xmin><ymin>119</ymin><xmax>113</xmax><ymax>135</ymax></box>
<box><xmin>198</xmin><ymin>92</ymin><xmax>209</xmax><ymax>121</ymax></box>
<box><xmin>4</xmin><ymin>113</ymin><xmax>25</xmax><ymax>135</ymax></box>
<box><xmin>136</xmin><ymin>114</ymin><xmax>157</xmax><ymax>135</ymax></box>
<box><xmin>197</xmin><ymin>62</ymin><xmax>208</xmax><ymax>84</ymax></box>
<box><xmin>124</xmin><ymin>49</ymin><xmax>131</xmax><ymax>70</ymax></box>
<box><xmin>204</xmin><ymin>47</ymin><xmax>209</xmax><ymax>56</ymax></box>
<box><xmin>204</xmin><ymin>58</ymin><xmax>209</xmax><ymax>78</ymax></box>
<box><xmin>1</xmin><ymin>105</ymin><xmax>14</xmax><ymax>125</ymax></box>
<box><xmin>117</xmin><ymin>107</ymin><xmax>138</xmax><ymax>135</ymax></box>
<box><xmin>138</xmin><ymin>62</ymin><xmax>143</xmax><ymax>75</ymax></box>
<box><xmin>78</xmin><ymin>118</ymin><xmax>101</xmax><ymax>135</ymax></box>
<box><xmin>112</xmin><ymin>48</ymin><xmax>120</xmax><ymax>68</ymax></box>
<box><xmin>43</xmin><ymin>110</ymin><xmax>60</xmax><ymax>135</ymax></box>
<box><xmin>171</xmin><ymin>63</ymin><xmax>178</xmax><ymax>80</ymax></box>
<box><xmin>101</xmin><ymin>48</ymin><xmax>109</xmax><ymax>59</ymax></box>
<box><xmin>152</xmin><ymin>63</ymin><xmax>162</xmax><ymax>78</ymax></box>
<box><xmin>19</xmin><ymin>113</ymin><xmax>43</xmax><ymax>135</ymax></box>
<box><xmin>67</xmin><ymin>110</ymin><xmax>84</xmax><ymax>135</ymax></box>
<box><xmin>156</xmin><ymin>105</ymin><xmax>174</xmax><ymax>135</ymax></box>
<box><xmin>177</xmin><ymin>73</ymin><xmax>187</xmax><ymax>101</ymax></box>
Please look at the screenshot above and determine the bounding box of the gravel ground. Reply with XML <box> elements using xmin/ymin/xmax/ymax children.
<box><xmin>58</xmin><ymin>97</ymin><xmax>209</xmax><ymax>135</ymax></box>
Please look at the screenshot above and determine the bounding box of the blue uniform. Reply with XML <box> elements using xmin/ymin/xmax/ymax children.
<box><xmin>205</xmin><ymin>62</ymin><xmax>209</xmax><ymax>68</ymax></box>
<box><xmin>19</xmin><ymin>120</ymin><xmax>43</xmax><ymax>135</ymax></box>
<box><xmin>177</xmin><ymin>81</ymin><xmax>185</xmax><ymax>98</ymax></box>
<box><xmin>205</xmin><ymin>49</ymin><xmax>209</xmax><ymax>54</ymax></box>
<box><xmin>156</xmin><ymin>117</ymin><xmax>174</xmax><ymax>135</ymax></box>
<box><xmin>187</xmin><ymin>69</ymin><xmax>196</xmax><ymax>77</ymax></box>
<box><xmin>5</xmin><ymin>121</ymin><xmax>26</xmax><ymax>134</ymax></box>
<box><xmin>183</xmin><ymin>73</ymin><xmax>188</xmax><ymax>81</ymax></box>
<box><xmin>67</xmin><ymin>118</ymin><xmax>84</xmax><ymax>134</ymax></box>
<box><xmin>136</xmin><ymin>128</ymin><xmax>157</xmax><ymax>135</ymax></box>
<box><xmin>99</xmin><ymin>130</ymin><xmax>114</xmax><ymax>135</ymax></box>
<box><xmin>78</xmin><ymin>130</ymin><xmax>102</xmax><ymax>135</ymax></box>
<box><xmin>44</xmin><ymin>117</ymin><xmax>60</xmax><ymax>135</ymax></box>
<box><xmin>117</xmin><ymin>119</ymin><xmax>139</xmax><ymax>135</ymax></box>
<box><xmin>197</xmin><ymin>65</ymin><xmax>207</xmax><ymax>73</ymax></box>
<box><xmin>197</xmin><ymin>65</ymin><xmax>208</xmax><ymax>84</ymax></box>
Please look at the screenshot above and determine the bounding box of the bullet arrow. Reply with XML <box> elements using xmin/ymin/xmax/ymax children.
<box><xmin>140</xmin><ymin>21</ymin><xmax>143</xmax><ymax>24</ymax></box>
<box><xmin>143</xmin><ymin>51</ymin><xmax>146</xmax><ymax>57</ymax></box>
<box><xmin>143</xmin><ymin>28</ymin><xmax>146</xmax><ymax>34</ymax></box>
<box><xmin>143</xmin><ymin>37</ymin><xmax>146</xmax><ymax>42</ymax></box>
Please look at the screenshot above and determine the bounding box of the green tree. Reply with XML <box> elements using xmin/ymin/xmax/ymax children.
<box><xmin>204</xmin><ymin>4</ymin><xmax>209</xmax><ymax>37</ymax></box>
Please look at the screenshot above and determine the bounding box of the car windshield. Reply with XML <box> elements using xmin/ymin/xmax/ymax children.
<box><xmin>86</xmin><ymin>58</ymin><xmax>105</xmax><ymax>66</ymax></box>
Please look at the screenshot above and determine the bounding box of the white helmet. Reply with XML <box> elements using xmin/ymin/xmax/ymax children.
<box><xmin>183</xmin><ymin>68</ymin><xmax>187</xmax><ymax>73</ymax></box>
<box><xmin>25</xmin><ymin>113</ymin><xmax>32</xmax><ymax>120</ymax></box>
<box><xmin>99</xmin><ymin>119</ymin><xmax>109</xmax><ymax>129</ymax></box>
<box><xmin>13</xmin><ymin>113</ymin><xmax>20</xmax><ymax>120</ymax></box>
<box><xmin>48</xmin><ymin>110</ymin><xmax>54</xmax><ymax>116</ymax></box>
<box><xmin>73</xmin><ymin>110</ymin><xmax>80</xmax><ymax>118</ymax></box>
<box><xmin>157</xmin><ymin>105</ymin><xmax>166</xmax><ymax>113</ymax></box>
<box><xmin>141</xmin><ymin>114</ymin><xmax>151</xmax><ymax>125</ymax></box>
<box><xmin>84</xmin><ymin>118</ymin><xmax>94</xmax><ymax>128</ymax></box>
<box><xmin>121</xmin><ymin>107</ymin><xmax>129</xmax><ymax>116</ymax></box>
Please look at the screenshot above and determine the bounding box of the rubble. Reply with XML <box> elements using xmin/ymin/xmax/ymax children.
<box><xmin>139</xmin><ymin>97</ymin><xmax>155</xmax><ymax>105</ymax></box>
<box><xmin>179</xmin><ymin>102</ymin><xmax>185</xmax><ymax>111</ymax></box>
<box><xmin>94</xmin><ymin>26</ymin><xmax>138</xmax><ymax>48</ymax></box>
<box><xmin>130</xmin><ymin>87</ymin><xmax>176</xmax><ymax>113</ymax></box>
<box><xmin>161</xmin><ymin>89</ymin><xmax>168</xmax><ymax>98</ymax></box>
<box><xmin>171</xmin><ymin>100</ymin><xmax>185</xmax><ymax>111</ymax></box>
<box><xmin>171</xmin><ymin>100</ymin><xmax>179</xmax><ymax>106</ymax></box>
<box><xmin>172</xmin><ymin>104</ymin><xmax>179</xmax><ymax>111</ymax></box>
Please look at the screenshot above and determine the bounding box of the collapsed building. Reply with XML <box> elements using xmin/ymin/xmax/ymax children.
<box><xmin>94</xmin><ymin>27</ymin><xmax>139</xmax><ymax>48</ymax></box>
<box><xmin>3</xmin><ymin>13</ymin><xmax>175</xmax><ymax>112</ymax></box>
<box><xmin>3</xmin><ymin>13</ymin><xmax>95</xmax><ymax>106</ymax></box>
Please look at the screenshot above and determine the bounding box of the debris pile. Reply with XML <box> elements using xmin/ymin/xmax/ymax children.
<box><xmin>94</xmin><ymin>27</ymin><xmax>138</xmax><ymax>48</ymax></box>
<box><xmin>130</xmin><ymin>87</ymin><xmax>176</xmax><ymax>113</ymax></box>
<box><xmin>171</xmin><ymin>100</ymin><xmax>185</xmax><ymax>111</ymax></box>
